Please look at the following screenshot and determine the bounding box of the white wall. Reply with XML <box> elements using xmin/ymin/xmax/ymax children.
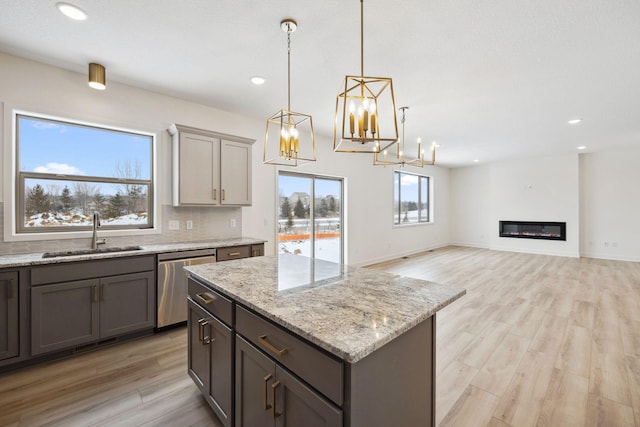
<box><xmin>449</xmin><ymin>164</ymin><xmax>491</xmax><ymax>248</ymax></box>
<box><xmin>450</xmin><ymin>154</ymin><xmax>580</xmax><ymax>257</ymax></box>
<box><xmin>580</xmin><ymin>148</ymin><xmax>640</xmax><ymax>261</ymax></box>
<box><xmin>1</xmin><ymin>52</ymin><xmax>450</xmax><ymax>264</ymax></box>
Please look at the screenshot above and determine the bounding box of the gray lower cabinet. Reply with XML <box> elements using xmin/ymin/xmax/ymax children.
<box><xmin>0</xmin><ymin>271</ymin><xmax>19</xmax><ymax>361</ymax></box>
<box><xmin>31</xmin><ymin>270</ymin><xmax>155</xmax><ymax>356</ymax></box>
<box><xmin>235</xmin><ymin>335</ymin><xmax>342</xmax><ymax>427</ymax></box>
<box><xmin>188</xmin><ymin>299</ymin><xmax>233</xmax><ymax>427</ymax></box>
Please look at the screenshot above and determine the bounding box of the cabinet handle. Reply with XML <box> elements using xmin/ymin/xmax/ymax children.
<box><xmin>228</xmin><ymin>252</ymin><xmax>241</xmax><ymax>257</ymax></box>
<box><xmin>258</xmin><ymin>335</ymin><xmax>288</xmax><ymax>356</ymax></box>
<box><xmin>93</xmin><ymin>285</ymin><xmax>98</xmax><ymax>303</ymax></box>
<box><xmin>195</xmin><ymin>292</ymin><xmax>217</xmax><ymax>305</ymax></box>
<box><xmin>263</xmin><ymin>374</ymin><xmax>273</xmax><ymax>410</ymax></box>
<box><xmin>271</xmin><ymin>381</ymin><xmax>281</xmax><ymax>419</ymax></box>
<box><xmin>198</xmin><ymin>318</ymin><xmax>211</xmax><ymax>345</ymax></box>
<box><xmin>101</xmin><ymin>284</ymin><xmax>107</xmax><ymax>301</ymax></box>
<box><xmin>213</xmin><ymin>188</ymin><xmax>217</xmax><ymax>201</ymax></box>
<box><xmin>222</xmin><ymin>189</ymin><xmax>225</xmax><ymax>201</ymax></box>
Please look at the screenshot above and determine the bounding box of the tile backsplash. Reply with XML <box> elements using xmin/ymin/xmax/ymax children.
<box><xmin>0</xmin><ymin>202</ymin><xmax>242</xmax><ymax>255</ymax></box>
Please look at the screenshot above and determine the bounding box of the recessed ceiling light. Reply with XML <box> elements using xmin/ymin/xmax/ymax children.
<box><xmin>473</xmin><ymin>159</ymin><xmax>479</xmax><ymax>163</ymax></box>
<box><xmin>568</xmin><ymin>118</ymin><xmax>582</xmax><ymax>125</ymax></box>
<box><xmin>56</xmin><ymin>2</ymin><xmax>87</xmax><ymax>20</ymax></box>
<box><xmin>251</xmin><ymin>76</ymin><xmax>265</xmax><ymax>85</ymax></box>
<box><xmin>576</xmin><ymin>146</ymin><xmax>587</xmax><ymax>150</ymax></box>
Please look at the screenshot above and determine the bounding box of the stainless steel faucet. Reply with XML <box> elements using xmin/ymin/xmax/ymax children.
<box><xmin>91</xmin><ymin>212</ymin><xmax>106</xmax><ymax>249</ymax></box>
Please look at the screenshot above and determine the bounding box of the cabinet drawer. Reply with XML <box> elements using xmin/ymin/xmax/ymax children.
<box><xmin>31</xmin><ymin>255</ymin><xmax>155</xmax><ymax>286</ymax></box>
<box><xmin>187</xmin><ymin>278</ymin><xmax>233</xmax><ymax>327</ymax></box>
<box><xmin>217</xmin><ymin>246</ymin><xmax>250</xmax><ymax>262</ymax></box>
<box><xmin>236</xmin><ymin>306</ymin><xmax>343</xmax><ymax>406</ymax></box>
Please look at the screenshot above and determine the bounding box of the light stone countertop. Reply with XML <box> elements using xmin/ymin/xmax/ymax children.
<box><xmin>0</xmin><ymin>237</ymin><xmax>266</xmax><ymax>269</ymax></box>
<box><xmin>186</xmin><ymin>253</ymin><xmax>466</xmax><ymax>363</ymax></box>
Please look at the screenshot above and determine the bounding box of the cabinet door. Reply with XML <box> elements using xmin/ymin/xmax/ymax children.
<box><xmin>220</xmin><ymin>140</ymin><xmax>251</xmax><ymax>205</ymax></box>
<box><xmin>207</xmin><ymin>308</ymin><xmax>234</xmax><ymax>427</ymax></box>
<box><xmin>188</xmin><ymin>299</ymin><xmax>210</xmax><ymax>394</ymax></box>
<box><xmin>250</xmin><ymin>244</ymin><xmax>264</xmax><ymax>257</ymax></box>
<box><xmin>275</xmin><ymin>366</ymin><xmax>343</xmax><ymax>427</ymax></box>
<box><xmin>0</xmin><ymin>272</ymin><xmax>19</xmax><ymax>361</ymax></box>
<box><xmin>179</xmin><ymin>132</ymin><xmax>220</xmax><ymax>205</ymax></box>
<box><xmin>99</xmin><ymin>271</ymin><xmax>155</xmax><ymax>338</ymax></box>
<box><xmin>235</xmin><ymin>336</ymin><xmax>275</xmax><ymax>427</ymax></box>
<box><xmin>31</xmin><ymin>279</ymin><xmax>100</xmax><ymax>355</ymax></box>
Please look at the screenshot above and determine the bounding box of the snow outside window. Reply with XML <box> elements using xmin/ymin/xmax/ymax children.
<box><xmin>394</xmin><ymin>171</ymin><xmax>430</xmax><ymax>225</ymax></box>
<box><xmin>15</xmin><ymin>112</ymin><xmax>154</xmax><ymax>233</ymax></box>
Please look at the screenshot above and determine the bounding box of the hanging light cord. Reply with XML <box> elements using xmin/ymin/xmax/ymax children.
<box><xmin>287</xmin><ymin>23</ymin><xmax>292</xmax><ymax>112</ymax></box>
<box><xmin>360</xmin><ymin>0</ymin><xmax>364</xmax><ymax>77</ymax></box>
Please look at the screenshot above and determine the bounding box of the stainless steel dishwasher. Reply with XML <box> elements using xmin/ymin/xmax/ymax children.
<box><xmin>157</xmin><ymin>248</ymin><xmax>217</xmax><ymax>327</ymax></box>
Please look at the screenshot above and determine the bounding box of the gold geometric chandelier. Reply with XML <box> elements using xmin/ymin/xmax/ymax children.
<box><xmin>374</xmin><ymin>106</ymin><xmax>436</xmax><ymax>167</ymax></box>
<box><xmin>264</xmin><ymin>19</ymin><xmax>316</xmax><ymax>166</ymax></box>
<box><xmin>333</xmin><ymin>0</ymin><xmax>398</xmax><ymax>154</ymax></box>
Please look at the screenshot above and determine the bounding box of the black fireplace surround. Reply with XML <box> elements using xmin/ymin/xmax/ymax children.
<box><xmin>499</xmin><ymin>221</ymin><xmax>566</xmax><ymax>241</ymax></box>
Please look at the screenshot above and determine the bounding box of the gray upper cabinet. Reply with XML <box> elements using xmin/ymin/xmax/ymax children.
<box><xmin>168</xmin><ymin>124</ymin><xmax>254</xmax><ymax>207</ymax></box>
<box><xmin>0</xmin><ymin>271</ymin><xmax>19</xmax><ymax>361</ymax></box>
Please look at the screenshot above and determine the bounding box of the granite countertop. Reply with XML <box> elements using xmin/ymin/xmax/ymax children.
<box><xmin>0</xmin><ymin>237</ymin><xmax>266</xmax><ymax>269</ymax></box>
<box><xmin>186</xmin><ymin>253</ymin><xmax>466</xmax><ymax>363</ymax></box>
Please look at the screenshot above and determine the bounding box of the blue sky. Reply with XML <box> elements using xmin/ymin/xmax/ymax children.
<box><xmin>19</xmin><ymin>115</ymin><xmax>152</xmax><ymax>179</ymax></box>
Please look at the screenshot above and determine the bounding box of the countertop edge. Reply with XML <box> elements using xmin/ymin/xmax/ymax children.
<box><xmin>0</xmin><ymin>237</ymin><xmax>267</xmax><ymax>268</ymax></box>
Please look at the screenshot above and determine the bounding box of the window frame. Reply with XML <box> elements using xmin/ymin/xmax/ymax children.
<box><xmin>393</xmin><ymin>170</ymin><xmax>432</xmax><ymax>226</ymax></box>
<box><xmin>14</xmin><ymin>110</ymin><xmax>156</xmax><ymax>235</ymax></box>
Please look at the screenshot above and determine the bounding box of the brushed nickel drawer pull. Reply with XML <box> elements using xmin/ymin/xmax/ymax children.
<box><xmin>228</xmin><ymin>252</ymin><xmax>241</xmax><ymax>257</ymax></box>
<box><xmin>222</xmin><ymin>189</ymin><xmax>226</xmax><ymax>201</ymax></box>
<box><xmin>213</xmin><ymin>188</ymin><xmax>217</xmax><ymax>201</ymax></box>
<box><xmin>259</xmin><ymin>335</ymin><xmax>288</xmax><ymax>356</ymax></box>
<box><xmin>263</xmin><ymin>374</ymin><xmax>273</xmax><ymax>410</ymax></box>
<box><xmin>195</xmin><ymin>292</ymin><xmax>217</xmax><ymax>305</ymax></box>
<box><xmin>271</xmin><ymin>381</ymin><xmax>281</xmax><ymax>419</ymax></box>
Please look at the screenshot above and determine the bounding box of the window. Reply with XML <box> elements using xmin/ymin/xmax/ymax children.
<box><xmin>277</xmin><ymin>172</ymin><xmax>343</xmax><ymax>264</ymax></box>
<box><xmin>15</xmin><ymin>112</ymin><xmax>154</xmax><ymax>233</ymax></box>
<box><xmin>394</xmin><ymin>171</ymin><xmax>431</xmax><ymax>225</ymax></box>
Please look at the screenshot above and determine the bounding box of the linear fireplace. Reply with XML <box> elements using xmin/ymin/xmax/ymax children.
<box><xmin>499</xmin><ymin>221</ymin><xmax>566</xmax><ymax>241</ymax></box>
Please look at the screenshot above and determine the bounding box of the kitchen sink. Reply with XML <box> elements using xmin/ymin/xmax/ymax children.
<box><xmin>42</xmin><ymin>246</ymin><xmax>144</xmax><ymax>258</ymax></box>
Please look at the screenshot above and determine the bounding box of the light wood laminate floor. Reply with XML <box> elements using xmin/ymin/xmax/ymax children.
<box><xmin>1</xmin><ymin>246</ymin><xmax>638</xmax><ymax>426</ymax></box>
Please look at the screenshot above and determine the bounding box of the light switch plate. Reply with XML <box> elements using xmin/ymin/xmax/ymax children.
<box><xmin>169</xmin><ymin>220</ymin><xmax>179</xmax><ymax>230</ymax></box>
<box><xmin>186</xmin><ymin>220</ymin><xmax>193</xmax><ymax>230</ymax></box>
<box><xmin>230</xmin><ymin>219</ymin><xmax>236</xmax><ymax>228</ymax></box>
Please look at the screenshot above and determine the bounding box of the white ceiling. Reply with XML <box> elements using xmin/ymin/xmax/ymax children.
<box><xmin>1</xmin><ymin>0</ymin><xmax>639</xmax><ymax>167</ymax></box>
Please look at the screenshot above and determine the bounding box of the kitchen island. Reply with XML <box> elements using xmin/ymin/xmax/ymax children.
<box><xmin>186</xmin><ymin>254</ymin><xmax>465</xmax><ymax>427</ymax></box>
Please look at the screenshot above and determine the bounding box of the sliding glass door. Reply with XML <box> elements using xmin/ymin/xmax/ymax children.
<box><xmin>277</xmin><ymin>172</ymin><xmax>343</xmax><ymax>264</ymax></box>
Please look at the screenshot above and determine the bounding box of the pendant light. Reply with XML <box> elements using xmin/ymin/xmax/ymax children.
<box><xmin>333</xmin><ymin>0</ymin><xmax>398</xmax><ymax>154</ymax></box>
<box><xmin>373</xmin><ymin>107</ymin><xmax>436</xmax><ymax>167</ymax></box>
<box><xmin>264</xmin><ymin>19</ymin><xmax>316</xmax><ymax>166</ymax></box>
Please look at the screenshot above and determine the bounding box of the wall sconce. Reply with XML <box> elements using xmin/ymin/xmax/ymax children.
<box><xmin>88</xmin><ymin>63</ymin><xmax>106</xmax><ymax>90</ymax></box>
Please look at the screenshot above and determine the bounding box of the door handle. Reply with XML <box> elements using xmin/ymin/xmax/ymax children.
<box><xmin>213</xmin><ymin>188</ymin><xmax>217</xmax><ymax>201</ymax></box>
<box><xmin>222</xmin><ymin>189</ymin><xmax>225</xmax><ymax>201</ymax></box>
<box><xmin>101</xmin><ymin>283</ymin><xmax>107</xmax><ymax>301</ymax></box>
<box><xmin>93</xmin><ymin>285</ymin><xmax>99</xmax><ymax>303</ymax></box>
<box><xmin>271</xmin><ymin>381</ymin><xmax>281</xmax><ymax>419</ymax></box>
<box><xmin>263</xmin><ymin>374</ymin><xmax>273</xmax><ymax>410</ymax></box>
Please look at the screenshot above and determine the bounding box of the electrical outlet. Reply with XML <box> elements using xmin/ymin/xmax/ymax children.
<box><xmin>186</xmin><ymin>220</ymin><xmax>193</xmax><ymax>230</ymax></box>
<box><xmin>169</xmin><ymin>220</ymin><xmax>179</xmax><ymax>230</ymax></box>
<box><xmin>230</xmin><ymin>219</ymin><xmax>236</xmax><ymax>228</ymax></box>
